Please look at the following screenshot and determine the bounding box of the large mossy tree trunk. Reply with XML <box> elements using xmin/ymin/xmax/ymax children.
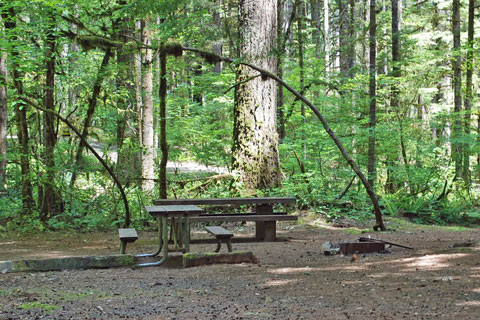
<box><xmin>233</xmin><ymin>0</ymin><xmax>280</xmax><ymax>193</ymax></box>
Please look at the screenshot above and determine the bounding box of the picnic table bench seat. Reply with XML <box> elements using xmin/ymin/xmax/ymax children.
<box><xmin>118</xmin><ymin>228</ymin><xmax>138</xmax><ymax>254</ymax></box>
<box><xmin>204</xmin><ymin>226</ymin><xmax>234</xmax><ymax>252</ymax></box>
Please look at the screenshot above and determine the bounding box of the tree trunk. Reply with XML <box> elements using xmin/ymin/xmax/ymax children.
<box><xmin>296</xmin><ymin>0</ymin><xmax>306</xmax><ymax>158</ymax></box>
<box><xmin>452</xmin><ymin>0</ymin><xmax>462</xmax><ymax>179</ymax></box>
<box><xmin>310</xmin><ymin>0</ymin><xmax>322</xmax><ymax>59</ymax></box>
<box><xmin>40</xmin><ymin>12</ymin><xmax>58</xmax><ymax>221</ymax></box>
<box><xmin>233</xmin><ymin>0</ymin><xmax>280</xmax><ymax>193</ymax></box>
<box><xmin>338</xmin><ymin>0</ymin><xmax>349</xmax><ymax>76</ymax></box>
<box><xmin>367</xmin><ymin>0</ymin><xmax>376</xmax><ymax>188</ymax></box>
<box><xmin>277</xmin><ymin>0</ymin><xmax>286</xmax><ymax>140</ymax></box>
<box><xmin>141</xmin><ymin>17</ymin><xmax>155</xmax><ymax>192</ymax></box>
<box><xmin>324</xmin><ymin>0</ymin><xmax>330</xmax><ymax>75</ymax></box>
<box><xmin>385</xmin><ymin>0</ymin><xmax>401</xmax><ymax>194</ymax></box>
<box><xmin>115</xmin><ymin>14</ymin><xmax>140</xmax><ymax>187</ymax></box>
<box><xmin>135</xmin><ymin>19</ymin><xmax>143</xmax><ymax>147</ymax></box>
<box><xmin>463</xmin><ymin>0</ymin><xmax>474</xmax><ymax>184</ymax></box>
<box><xmin>2</xmin><ymin>7</ymin><xmax>35</xmax><ymax>213</ymax></box>
<box><xmin>0</xmin><ymin>51</ymin><xmax>7</xmax><ymax>191</ymax></box>
<box><xmin>212</xmin><ymin>0</ymin><xmax>223</xmax><ymax>73</ymax></box>
<box><xmin>159</xmin><ymin>51</ymin><xmax>168</xmax><ymax>199</ymax></box>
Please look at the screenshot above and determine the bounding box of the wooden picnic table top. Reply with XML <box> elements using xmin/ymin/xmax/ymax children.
<box><xmin>145</xmin><ymin>205</ymin><xmax>204</xmax><ymax>217</ymax></box>
<box><xmin>152</xmin><ymin>197</ymin><xmax>296</xmax><ymax>206</ymax></box>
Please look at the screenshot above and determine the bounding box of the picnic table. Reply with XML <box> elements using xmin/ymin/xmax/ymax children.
<box><xmin>152</xmin><ymin>197</ymin><xmax>297</xmax><ymax>241</ymax></box>
<box><xmin>137</xmin><ymin>204</ymin><xmax>204</xmax><ymax>267</ymax></box>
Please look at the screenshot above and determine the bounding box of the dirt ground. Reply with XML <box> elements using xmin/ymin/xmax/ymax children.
<box><xmin>1</xmin><ymin>216</ymin><xmax>480</xmax><ymax>320</ymax></box>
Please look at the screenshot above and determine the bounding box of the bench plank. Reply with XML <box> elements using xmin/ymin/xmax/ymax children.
<box><xmin>118</xmin><ymin>228</ymin><xmax>138</xmax><ymax>255</ymax></box>
<box><xmin>205</xmin><ymin>226</ymin><xmax>233</xmax><ymax>238</ymax></box>
<box><xmin>190</xmin><ymin>214</ymin><xmax>298</xmax><ymax>223</ymax></box>
<box><xmin>118</xmin><ymin>228</ymin><xmax>138</xmax><ymax>242</ymax></box>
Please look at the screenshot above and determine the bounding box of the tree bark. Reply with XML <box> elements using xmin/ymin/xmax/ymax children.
<box><xmin>324</xmin><ymin>0</ymin><xmax>330</xmax><ymax>75</ymax></box>
<box><xmin>212</xmin><ymin>0</ymin><xmax>223</xmax><ymax>73</ymax></box>
<box><xmin>233</xmin><ymin>0</ymin><xmax>281</xmax><ymax>193</ymax></box>
<box><xmin>277</xmin><ymin>0</ymin><xmax>286</xmax><ymax>140</ymax></box>
<box><xmin>296</xmin><ymin>0</ymin><xmax>306</xmax><ymax>157</ymax></box>
<box><xmin>463</xmin><ymin>0</ymin><xmax>474</xmax><ymax>184</ymax></box>
<box><xmin>0</xmin><ymin>51</ymin><xmax>7</xmax><ymax>191</ymax></box>
<box><xmin>141</xmin><ymin>17</ymin><xmax>155</xmax><ymax>192</ymax></box>
<box><xmin>159</xmin><ymin>51</ymin><xmax>168</xmax><ymax>199</ymax></box>
<box><xmin>367</xmin><ymin>0</ymin><xmax>376</xmax><ymax>189</ymax></box>
<box><xmin>40</xmin><ymin>11</ymin><xmax>58</xmax><ymax>220</ymax></box>
<box><xmin>452</xmin><ymin>0</ymin><xmax>463</xmax><ymax>179</ymax></box>
<box><xmin>385</xmin><ymin>0</ymin><xmax>401</xmax><ymax>194</ymax></box>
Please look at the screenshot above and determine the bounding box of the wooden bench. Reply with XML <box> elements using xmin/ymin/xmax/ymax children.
<box><xmin>153</xmin><ymin>197</ymin><xmax>297</xmax><ymax>241</ymax></box>
<box><xmin>118</xmin><ymin>228</ymin><xmax>138</xmax><ymax>254</ymax></box>
<box><xmin>204</xmin><ymin>226</ymin><xmax>233</xmax><ymax>252</ymax></box>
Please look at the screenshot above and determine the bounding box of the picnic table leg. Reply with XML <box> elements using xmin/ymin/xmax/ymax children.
<box><xmin>255</xmin><ymin>204</ymin><xmax>273</xmax><ymax>241</ymax></box>
<box><xmin>183</xmin><ymin>216</ymin><xmax>191</xmax><ymax>253</ymax></box>
<box><xmin>135</xmin><ymin>217</ymin><xmax>163</xmax><ymax>258</ymax></box>
<box><xmin>137</xmin><ymin>216</ymin><xmax>169</xmax><ymax>267</ymax></box>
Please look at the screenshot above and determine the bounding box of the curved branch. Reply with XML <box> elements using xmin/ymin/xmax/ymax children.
<box><xmin>19</xmin><ymin>95</ymin><xmax>131</xmax><ymax>228</ymax></box>
<box><xmin>182</xmin><ymin>46</ymin><xmax>386</xmax><ymax>231</ymax></box>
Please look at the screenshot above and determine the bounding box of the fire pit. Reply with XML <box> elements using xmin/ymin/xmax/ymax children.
<box><xmin>339</xmin><ymin>241</ymin><xmax>385</xmax><ymax>255</ymax></box>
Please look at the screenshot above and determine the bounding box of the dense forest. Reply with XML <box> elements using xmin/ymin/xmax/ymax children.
<box><xmin>0</xmin><ymin>0</ymin><xmax>479</xmax><ymax>231</ymax></box>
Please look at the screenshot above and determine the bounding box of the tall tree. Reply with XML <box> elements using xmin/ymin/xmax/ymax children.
<box><xmin>233</xmin><ymin>0</ymin><xmax>280</xmax><ymax>193</ymax></box>
<box><xmin>367</xmin><ymin>0</ymin><xmax>376</xmax><ymax>188</ymax></box>
<box><xmin>452</xmin><ymin>0</ymin><xmax>462</xmax><ymax>178</ymax></box>
<box><xmin>40</xmin><ymin>11</ymin><xmax>58</xmax><ymax>220</ymax></box>
<box><xmin>0</xmin><ymin>50</ymin><xmax>6</xmax><ymax>192</ymax></box>
<box><xmin>1</xmin><ymin>6</ymin><xmax>34</xmax><ymax>212</ymax></box>
<box><xmin>385</xmin><ymin>0</ymin><xmax>401</xmax><ymax>193</ymax></box>
<box><xmin>141</xmin><ymin>17</ymin><xmax>155</xmax><ymax>192</ymax></box>
<box><xmin>158</xmin><ymin>50</ymin><xmax>168</xmax><ymax>199</ymax></box>
<box><xmin>464</xmin><ymin>0</ymin><xmax>474</xmax><ymax>183</ymax></box>
<box><xmin>324</xmin><ymin>0</ymin><xmax>330</xmax><ymax>75</ymax></box>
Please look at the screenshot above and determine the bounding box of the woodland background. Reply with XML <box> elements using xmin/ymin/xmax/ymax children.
<box><xmin>0</xmin><ymin>0</ymin><xmax>479</xmax><ymax>231</ymax></box>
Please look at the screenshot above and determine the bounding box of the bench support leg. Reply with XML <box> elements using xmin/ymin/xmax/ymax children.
<box><xmin>215</xmin><ymin>240</ymin><xmax>222</xmax><ymax>253</ymax></box>
<box><xmin>255</xmin><ymin>221</ymin><xmax>265</xmax><ymax>240</ymax></box>
<box><xmin>226</xmin><ymin>239</ymin><xmax>233</xmax><ymax>252</ymax></box>
<box><xmin>120</xmin><ymin>240</ymin><xmax>127</xmax><ymax>254</ymax></box>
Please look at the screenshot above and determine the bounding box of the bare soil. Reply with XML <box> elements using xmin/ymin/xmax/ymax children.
<box><xmin>1</xmin><ymin>216</ymin><xmax>480</xmax><ymax>319</ymax></box>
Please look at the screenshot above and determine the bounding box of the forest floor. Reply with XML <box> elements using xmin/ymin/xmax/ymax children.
<box><xmin>1</xmin><ymin>215</ymin><xmax>480</xmax><ymax>319</ymax></box>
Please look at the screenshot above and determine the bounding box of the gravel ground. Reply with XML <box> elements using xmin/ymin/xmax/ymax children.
<box><xmin>1</xmin><ymin>218</ymin><xmax>480</xmax><ymax>319</ymax></box>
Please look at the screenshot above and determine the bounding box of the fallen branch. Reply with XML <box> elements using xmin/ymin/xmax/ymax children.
<box><xmin>170</xmin><ymin>173</ymin><xmax>233</xmax><ymax>186</ymax></box>
<box><xmin>359</xmin><ymin>237</ymin><xmax>413</xmax><ymax>250</ymax></box>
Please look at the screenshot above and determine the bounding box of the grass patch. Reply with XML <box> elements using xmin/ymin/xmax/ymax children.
<box><xmin>343</xmin><ymin>228</ymin><xmax>369</xmax><ymax>235</ymax></box>
<box><xmin>19</xmin><ymin>302</ymin><xmax>59</xmax><ymax>312</ymax></box>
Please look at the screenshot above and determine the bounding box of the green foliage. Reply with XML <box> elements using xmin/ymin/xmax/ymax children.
<box><xmin>1</xmin><ymin>0</ymin><xmax>479</xmax><ymax>232</ymax></box>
